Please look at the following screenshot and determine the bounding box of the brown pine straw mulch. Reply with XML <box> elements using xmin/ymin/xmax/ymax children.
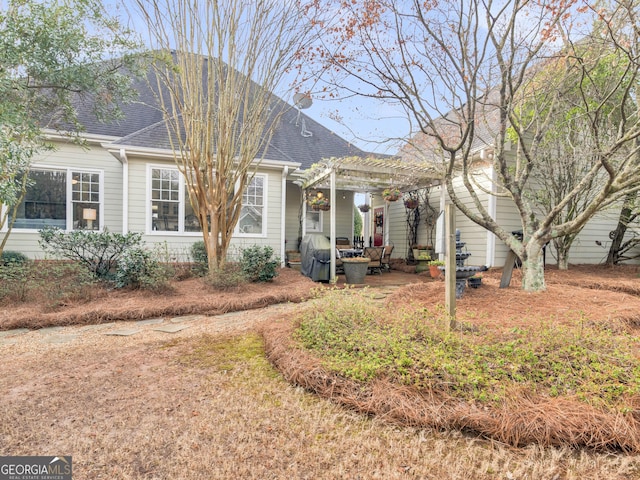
<box><xmin>262</xmin><ymin>264</ymin><xmax>640</xmax><ymax>452</ymax></box>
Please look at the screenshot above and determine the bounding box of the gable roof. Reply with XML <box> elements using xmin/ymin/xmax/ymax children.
<box><xmin>69</xmin><ymin>53</ymin><xmax>369</xmax><ymax>170</ymax></box>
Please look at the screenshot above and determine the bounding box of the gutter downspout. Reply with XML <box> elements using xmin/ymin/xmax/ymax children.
<box><xmin>280</xmin><ymin>166</ymin><xmax>288</xmax><ymax>267</ymax></box>
<box><xmin>119</xmin><ymin>148</ymin><xmax>129</xmax><ymax>234</ymax></box>
<box><xmin>486</xmin><ymin>164</ymin><xmax>497</xmax><ymax>267</ymax></box>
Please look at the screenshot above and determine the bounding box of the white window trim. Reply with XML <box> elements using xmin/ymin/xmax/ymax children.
<box><xmin>146</xmin><ymin>164</ymin><xmax>201</xmax><ymax>236</ymax></box>
<box><xmin>235</xmin><ymin>173</ymin><xmax>268</xmax><ymax>238</ymax></box>
<box><xmin>9</xmin><ymin>165</ymin><xmax>104</xmax><ymax>232</ymax></box>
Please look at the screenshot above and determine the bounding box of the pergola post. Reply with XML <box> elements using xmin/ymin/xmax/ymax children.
<box><xmin>329</xmin><ymin>169</ymin><xmax>337</xmax><ymax>283</ymax></box>
<box><xmin>444</xmin><ymin>203</ymin><xmax>456</xmax><ymax>327</ymax></box>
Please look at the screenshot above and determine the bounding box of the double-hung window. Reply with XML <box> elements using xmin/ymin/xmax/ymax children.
<box><xmin>149</xmin><ymin>166</ymin><xmax>266</xmax><ymax>236</ymax></box>
<box><xmin>237</xmin><ymin>175</ymin><xmax>266</xmax><ymax>236</ymax></box>
<box><xmin>9</xmin><ymin>167</ymin><xmax>102</xmax><ymax>231</ymax></box>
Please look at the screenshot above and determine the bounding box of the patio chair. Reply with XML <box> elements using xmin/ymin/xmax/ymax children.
<box><xmin>363</xmin><ymin>246</ymin><xmax>384</xmax><ymax>274</ymax></box>
<box><xmin>381</xmin><ymin>245</ymin><xmax>394</xmax><ymax>272</ymax></box>
<box><xmin>335</xmin><ymin>237</ymin><xmax>352</xmax><ymax>250</ymax></box>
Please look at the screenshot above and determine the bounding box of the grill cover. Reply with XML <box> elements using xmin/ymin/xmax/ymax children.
<box><xmin>300</xmin><ymin>233</ymin><xmax>332</xmax><ymax>282</ymax></box>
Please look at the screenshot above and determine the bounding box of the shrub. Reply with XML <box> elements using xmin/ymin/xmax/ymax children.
<box><xmin>1</xmin><ymin>250</ymin><xmax>29</xmax><ymax>266</ymax></box>
<box><xmin>0</xmin><ymin>260</ymin><xmax>96</xmax><ymax>307</ymax></box>
<box><xmin>204</xmin><ymin>263</ymin><xmax>246</xmax><ymax>290</ymax></box>
<box><xmin>190</xmin><ymin>241</ymin><xmax>208</xmax><ymax>275</ymax></box>
<box><xmin>39</xmin><ymin>227</ymin><xmax>144</xmax><ymax>280</ymax></box>
<box><xmin>240</xmin><ymin>245</ymin><xmax>279</xmax><ymax>282</ymax></box>
<box><xmin>113</xmin><ymin>247</ymin><xmax>171</xmax><ymax>290</ymax></box>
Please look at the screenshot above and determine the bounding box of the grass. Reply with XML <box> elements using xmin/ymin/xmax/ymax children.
<box><xmin>2</xmin><ymin>326</ymin><xmax>639</xmax><ymax>479</ymax></box>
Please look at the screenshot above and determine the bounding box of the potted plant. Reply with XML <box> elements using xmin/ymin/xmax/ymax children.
<box><xmin>341</xmin><ymin>256</ymin><xmax>370</xmax><ymax>284</ymax></box>
<box><xmin>428</xmin><ymin>259</ymin><xmax>445</xmax><ymax>278</ymax></box>
<box><xmin>358</xmin><ymin>204</ymin><xmax>371</xmax><ymax>213</ymax></box>
<box><xmin>412</xmin><ymin>244</ymin><xmax>433</xmax><ymax>260</ymax></box>
<box><xmin>309</xmin><ymin>196</ymin><xmax>330</xmax><ymax>211</ymax></box>
<box><xmin>404</xmin><ymin>197</ymin><xmax>419</xmax><ymax>209</ymax></box>
<box><xmin>415</xmin><ymin>253</ymin><xmax>431</xmax><ymax>273</ymax></box>
<box><xmin>382</xmin><ymin>187</ymin><xmax>401</xmax><ymax>202</ymax></box>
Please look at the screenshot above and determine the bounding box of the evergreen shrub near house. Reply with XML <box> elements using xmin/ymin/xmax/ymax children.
<box><xmin>241</xmin><ymin>245</ymin><xmax>279</xmax><ymax>282</ymax></box>
<box><xmin>190</xmin><ymin>240</ymin><xmax>208</xmax><ymax>275</ymax></box>
<box><xmin>0</xmin><ymin>250</ymin><xmax>29</xmax><ymax>266</ymax></box>
<box><xmin>38</xmin><ymin>227</ymin><xmax>170</xmax><ymax>289</ymax></box>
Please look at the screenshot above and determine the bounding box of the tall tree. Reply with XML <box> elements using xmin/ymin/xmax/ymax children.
<box><xmin>0</xmin><ymin>0</ymin><xmax>141</xmax><ymax>255</ymax></box>
<box><xmin>133</xmin><ymin>0</ymin><xmax>318</xmax><ymax>272</ymax></box>
<box><xmin>301</xmin><ymin>0</ymin><xmax>640</xmax><ymax>291</ymax></box>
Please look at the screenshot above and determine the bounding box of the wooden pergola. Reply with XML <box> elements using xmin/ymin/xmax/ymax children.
<box><xmin>298</xmin><ymin>155</ymin><xmax>444</xmax><ymax>283</ymax></box>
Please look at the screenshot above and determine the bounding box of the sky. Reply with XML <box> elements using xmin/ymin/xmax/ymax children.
<box><xmin>109</xmin><ymin>0</ymin><xmax>410</xmax><ymax>156</ymax></box>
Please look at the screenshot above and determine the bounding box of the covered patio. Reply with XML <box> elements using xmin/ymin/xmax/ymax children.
<box><xmin>298</xmin><ymin>156</ymin><xmax>443</xmax><ymax>283</ymax></box>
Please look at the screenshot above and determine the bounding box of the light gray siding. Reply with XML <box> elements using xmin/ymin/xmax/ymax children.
<box><xmin>2</xmin><ymin>141</ymin><xmax>123</xmax><ymax>259</ymax></box>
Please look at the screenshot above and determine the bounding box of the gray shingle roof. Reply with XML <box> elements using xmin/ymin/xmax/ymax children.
<box><xmin>72</xmin><ymin>54</ymin><xmax>369</xmax><ymax>170</ymax></box>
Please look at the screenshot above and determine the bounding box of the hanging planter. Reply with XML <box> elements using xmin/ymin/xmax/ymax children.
<box><xmin>382</xmin><ymin>187</ymin><xmax>401</xmax><ymax>202</ymax></box>
<box><xmin>308</xmin><ymin>193</ymin><xmax>330</xmax><ymax>211</ymax></box>
<box><xmin>404</xmin><ymin>197</ymin><xmax>419</xmax><ymax>209</ymax></box>
<box><xmin>358</xmin><ymin>204</ymin><xmax>371</xmax><ymax>213</ymax></box>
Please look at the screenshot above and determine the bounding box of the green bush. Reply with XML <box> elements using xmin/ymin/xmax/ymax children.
<box><xmin>190</xmin><ymin>241</ymin><xmax>208</xmax><ymax>275</ymax></box>
<box><xmin>204</xmin><ymin>263</ymin><xmax>247</xmax><ymax>290</ymax></box>
<box><xmin>39</xmin><ymin>227</ymin><xmax>146</xmax><ymax>280</ymax></box>
<box><xmin>240</xmin><ymin>245</ymin><xmax>279</xmax><ymax>282</ymax></box>
<box><xmin>0</xmin><ymin>260</ymin><xmax>96</xmax><ymax>307</ymax></box>
<box><xmin>1</xmin><ymin>250</ymin><xmax>29</xmax><ymax>266</ymax></box>
<box><xmin>113</xmin><ymin>247</ymin><xmax>171</xmax><ymax>290</ymax></box>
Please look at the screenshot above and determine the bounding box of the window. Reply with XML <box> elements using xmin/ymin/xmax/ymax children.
<box><xmin>149</xmin><ymin>167</ymin><xmax>266</xmax><ymax>236</ymax></box>
<box><xmin>149</xmin><ymin>166</ymin><xmax>202</xmax><ymax>234</ymax></box>
<box><xmin>306</xmin><ymin>204</ymin><xmax>322</xmax><ymax>233</ymax></box>
<box><xmin>10</xmin><ymin>168</ymin><xmax>102</xmax><ymax>230</ymax></box>
<box><xmin>237</xmin><ymin>175</ymin><xmax>266</xmax><ymax>236</ymax></box>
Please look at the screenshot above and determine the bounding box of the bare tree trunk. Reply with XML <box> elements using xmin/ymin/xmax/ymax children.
<box><xmin>606</xmin><ymin>192</ymin><xmax>636</xmax><ymax>265</ymax></box>
<box><xmin>521</xmin><ymin>242</ymin><xmax>546</xmax><ymax>292</ymax></box>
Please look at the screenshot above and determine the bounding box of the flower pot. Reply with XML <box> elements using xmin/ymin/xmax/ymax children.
<box><xmin>383</xmin><ymin>194</ymin><xmax>400</xmax><ymax>202</ymax></box>
<box><xmin>415</xmin><ymin>259</ymin><xmax>430</xmax><ymax>273</ymax></box>
<box><xmin>429</xmin><ymin>265</ymin><xmax>441</xmax><ymax>278</ymax></box>
<box><xmin>342</xmin><ymin>258</ymin><xmax>369</xmax><ymax>284</ymax></box>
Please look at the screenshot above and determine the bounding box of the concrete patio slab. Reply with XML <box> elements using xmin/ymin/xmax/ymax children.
<box><xmin>169</xmin><ymin>315</ymin><xmax>205</xmax><ymax>323</ymax></box>
<box><xmin>78</xmin><ymin>322</ymin><xmax>117</xmax><ymax>332</ymax></box>
<box><xmin>38</xmin><ymin>326</ymin><xmax>65</xmax><ymax>335</ymax></box>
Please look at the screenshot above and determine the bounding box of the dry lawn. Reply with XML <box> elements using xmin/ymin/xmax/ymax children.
<box><xmin>1</xmin><ymin>265</ymin><xmax>640</xmax><ymax>478</ymax></box>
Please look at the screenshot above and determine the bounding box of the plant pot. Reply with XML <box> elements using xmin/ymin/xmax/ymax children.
<box><xmin>429</xmin><ymin>265</ymin><xmax>441</xmax><ymax>278</ymax></box>
<box><xmin>416</xmin><ymin>259</ymin><xmax>430</xmax><ymax>273</ymax></box>
<box><xmin>383</xmin><ymin>194</ymin><xmax>400</xmax><ymax>202</ymax></box>
<box><xmin>342</xmin><ymin>258</ymin><xmax>369</xmax><ymax>284</ymax></box>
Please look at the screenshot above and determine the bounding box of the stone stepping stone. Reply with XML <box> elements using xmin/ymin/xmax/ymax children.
<box><xmin>0</xmin><ymin>328</ymin><xmax>30</xmax><ymax>338</ymax></box>
<box><xmin>169</xmin><ymin>315</ymin><xmax>204</xmax><ymax>323</ymax></box>
<box><xmin>78</xmin><ymin>323</ymin><xmax>116</xmax><ymax>332</ymax></box>
<box><xmin>104</xmin><ymin>329</ymin><xmax>141</xmax><ymax>336</ymax></box>
<box><xmin>41</xmin><ymin>335</ymin><xmax>78</xmax><ymax>344</ymax></box>
<box><xmin>136</xmin><ymin>318</ymin><xmax>164</xmax><ymax>326</ymax></box>
<box><xmin>38</xmin><ymin>326</ymin><xmax>65</xmax><ymax>335</ymax></box>
<box><xmin>153</xmin><ymin>324</ymin><xmax>190</xmax><ymax>333</ymax></box>
<box><xmin>370</xmin><ymin>293</ymin><xmax>388</xmax><ymax>300</ymax></box>
<box><xmin>0</xmin><ymin>338</ymin><xmax>18</xmax><ymax>345</ymax></box>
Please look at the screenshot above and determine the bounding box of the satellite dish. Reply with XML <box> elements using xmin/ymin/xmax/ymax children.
<box><xmin>293</xmin><ymin>92</ymin><xmax>313</xmax><ymax>109</ymax></box>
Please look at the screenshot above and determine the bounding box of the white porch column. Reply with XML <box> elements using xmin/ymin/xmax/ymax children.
<box><xmin>119</xmin><ymin>148</ymin><xmax>128</xmax><ymax>234</ymax></box>
<box><xmin>329</xmin><ymin>169</ymin><xmax>337</xmax><ymax>282</ymax></box>
<box><xmin>280</xmin><ymin>166</ymin><xmax>288</xmax><ymax>267</ymax></box>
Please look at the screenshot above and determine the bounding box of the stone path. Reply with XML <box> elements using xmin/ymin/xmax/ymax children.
<box><xmin>0</xmin><ymin>286</ymin><xmax>401</xmax><ymax>347</ymax></box>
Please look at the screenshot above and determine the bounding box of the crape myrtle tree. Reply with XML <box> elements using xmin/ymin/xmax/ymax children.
<box><xmin>0</xmin><ymin>0</ymin><xmax>142</xmax><ymax>256</ymax></box>
<box><xmin>301</xmin><ymin>0</ymin><xmax>640</xmax><ymax>291</ymax></box>
<box><xmin>133</xmin><ymin>0</ymin><xmax>319</xmax><ymax>272</ymax></box>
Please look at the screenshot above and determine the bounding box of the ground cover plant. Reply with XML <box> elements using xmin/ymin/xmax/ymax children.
<box><xmin>263</xmin><ymin>266</ymin><xmax>640</xmax><ymax>453</ymax></box>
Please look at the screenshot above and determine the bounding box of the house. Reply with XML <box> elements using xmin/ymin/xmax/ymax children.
<box><xmin>1</xmin><ymin>60</ymin><xmax>369</xmax><ymax>262</ymax></box>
